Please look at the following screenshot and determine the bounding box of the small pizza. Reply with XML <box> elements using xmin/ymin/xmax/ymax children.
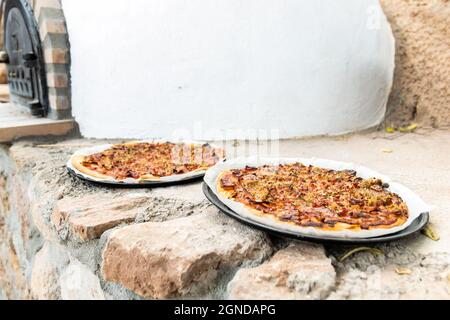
<box><xmin>70</xmin><ymin>141</ymin><xmax>224</xmax><ymax>182</ymax></box>
<box><xmin>215</xmin><ymin>163</ymin><xmax>409</xmax><ymax>232</ymax></box>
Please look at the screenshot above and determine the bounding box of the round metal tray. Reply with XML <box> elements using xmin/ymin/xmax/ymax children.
<box><xmin>67</xmin><ymin>166</ymin><xmax>203</xmax><ymax>188</ymax></box>
<box><xmin>202</xmin><ymin>182</ymin><xmax>429</xmax><ymax>244</ymax></box>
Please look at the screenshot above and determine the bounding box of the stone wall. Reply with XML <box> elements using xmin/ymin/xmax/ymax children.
<box><xmin>0</xmin><ymin>141</ymin><xmax>336</xmax><ymax>299</ymax></box>
<box><xmin>0</xmin><ymin>138</ymin><xmax>449</xmax><ymax>300</ymax></box>
<box><xmin>381</xmin><ymin>0</ymin><xmax>450</xmax><ymax>127</ymax></box>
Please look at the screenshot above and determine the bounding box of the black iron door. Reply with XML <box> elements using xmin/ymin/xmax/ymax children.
<box><xmin>4</xmin><ymin>0</ymin><xmax>48</xmax><ymax>116</ymax></box>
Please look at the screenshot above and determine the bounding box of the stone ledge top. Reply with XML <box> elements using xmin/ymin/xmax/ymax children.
<box><xmin>0</xmin><ymin>103</ymin><xmax>74</xmax><ymax>143</ymax></box>
<box><xmin>2</xmin><ymin>131</ymin><xmax>450</xmax><ymax>299</ymax></box>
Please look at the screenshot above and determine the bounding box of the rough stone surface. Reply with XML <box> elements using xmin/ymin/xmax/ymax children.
<box><xmin>0</xmin><ymin>235</ymin><xmax>31</xmax><ymax>299</ymax></box>
<box><xmin>381</xmin><ymin>0</ymin><xmax>450</xmax><ymax>127</ymax></box>
<box><xmin>60</xmin><ymin>259</ymin><xmax>105</xmax><ymax>300</ymax></box>
<box><xmin>328</xmin><ymin>244</ymin><xmax>450</xmax><ymax>300</ymax></box>
<box><xmin>0</xmin><ymin>146</ymin><xmax>32</xmax><ymax>299</ymax></box>
<box><xmin>52</xmin><ymin>193</ymin><xmax>150</xmax><ymax>241</ymax></box>
<box><xmin>30</xmin><ymin>242</ymin><xmax>69</xmax><ymax>299</ymax></box>
<box><xmin>228</xmin><ymin>243</ymin><xmax>336</xmax><ymax>300</ymax></box>
<box><xmin>0</xmin><ymin>174</ymin><xmax>9</xmax><ymax>214</ymax></box>
<box><xmin>102</xmin><ymin>208</ymin><xmax>272</xmax><ymax>299</ymax></box>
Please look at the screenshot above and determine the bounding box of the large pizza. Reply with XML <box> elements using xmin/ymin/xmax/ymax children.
<box><xmin>69</xmin><ymin>141</ymin><xmax>224</xmax><ymax>182</ymax></box>
<box><xmin>204</xmin><ymin>158</ymin><xmax>428</xmax><ymax>238</ymax></box>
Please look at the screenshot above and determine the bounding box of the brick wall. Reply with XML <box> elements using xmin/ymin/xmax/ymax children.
<box><xmin>31</xmin><ymin>0</ymin><xmax>71</xmax><ymax>119</ymax></box>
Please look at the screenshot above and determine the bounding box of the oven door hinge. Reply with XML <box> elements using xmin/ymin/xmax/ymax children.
<box><xmin>0</xmin><ymin>51</ymin><xmax>9</xmax><ymax>63</ymax></box>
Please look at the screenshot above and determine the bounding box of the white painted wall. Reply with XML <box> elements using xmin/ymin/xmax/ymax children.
<box><xmin>62</xmin><ymin>0</ymin><xmax>394</xmax><ymax>140</ymax></box>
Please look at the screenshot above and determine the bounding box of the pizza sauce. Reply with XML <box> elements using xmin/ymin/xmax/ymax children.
<box><xmin>218</xmin><ymin>163</ymin><xmax>409</xmax><ymax>230</ymax></box>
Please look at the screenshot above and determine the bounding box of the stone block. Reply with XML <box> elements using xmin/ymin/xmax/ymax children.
<box><xmin>102</xmin><ymin>210</ymin><xmax>272</xmax><ymax>298</ymax></box>
<box><xmin>52</xmin><ymin>193</ymin><xmax>149</xmax><ymax>241</ymax></box>
<box><xmin>228</xmin><ymin>243</ymin><xmax>336</xmax><ymax>300</ymax></box>
<box><xmin>30</xmin><ymin>242</ymin><xmax>69</xmax><ymax>299</ymax></box>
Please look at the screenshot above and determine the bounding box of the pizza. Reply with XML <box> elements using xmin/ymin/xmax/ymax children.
<box><xmin>215</xmin><ymin>162</ymin><xmax>409</xmax><ymax>232</ymax></box>
<box><xmin>70</xmin><ymin>141</ymin><xmax>225</xmax><ymax>182</ymax></box>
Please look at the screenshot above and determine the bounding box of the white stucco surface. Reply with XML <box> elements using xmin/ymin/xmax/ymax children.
<box><xmin>62</xmin><ymin>0</ymin><xmax>395</xmax><ymax>140</ymax></box>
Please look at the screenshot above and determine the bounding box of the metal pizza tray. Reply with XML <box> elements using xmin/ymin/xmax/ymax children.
<box><xmin>67</xmin><ymin>166</ymin><xmax>203</xmax><ymax>188</ymax></box>
<box><xmin>202</xmin><ymin>182</ymin><xmax>429</xmax><ymax>244</ymax></box>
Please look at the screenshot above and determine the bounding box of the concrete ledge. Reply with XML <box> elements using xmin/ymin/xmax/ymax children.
<box><xmin>0</xmin><ymin>103</ymin><xmax>74</xmax><ymax>142</ymax></box>
<box><xmin>0</xmin><ymin>119</ymin><xmax>74</xmax><ymax>142</ymax></box>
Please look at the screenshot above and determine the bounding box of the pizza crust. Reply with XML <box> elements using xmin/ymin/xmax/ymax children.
<box><xmin>71</xmin><ymin>154</ymin><xmax>115</xmax><ymax>180</ymax></box>
<box><xmin>67</xmin><ymin>140</ymin><xmax>223</xmax><ymax>183</ymax></box>
<box><xmin>204</xmin><ymin>157</ymin><xmax>431</xmax><ymax>239</ymax></box>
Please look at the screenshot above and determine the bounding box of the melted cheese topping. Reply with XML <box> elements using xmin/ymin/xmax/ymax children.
<box><xmin>80</xmin><ymin>142</ymin><xmax>224</xmax><ymax>180</ymax></box>
<box><xmin>217</xmin><ymin>163</ymin><xmax>408</xmax><ymax>230</ymax></box>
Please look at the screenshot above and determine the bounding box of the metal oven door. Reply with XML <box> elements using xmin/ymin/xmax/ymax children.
<box><xmin>3</xmin><ymin>0</ymin><xmax>48</xmax><ymax>116</ymax></box>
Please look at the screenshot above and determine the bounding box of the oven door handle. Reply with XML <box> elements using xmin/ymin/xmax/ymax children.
<box><xmin>0</xmin><ymin>0</ymin><xmax>6</xmax><ymax>63</ymax></box>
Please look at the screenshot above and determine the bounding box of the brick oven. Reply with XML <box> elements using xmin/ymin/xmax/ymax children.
<box><xmin>1</xmin><ymin>0</ymin><xmax>70</xmax><ymax>119</ymax></box>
